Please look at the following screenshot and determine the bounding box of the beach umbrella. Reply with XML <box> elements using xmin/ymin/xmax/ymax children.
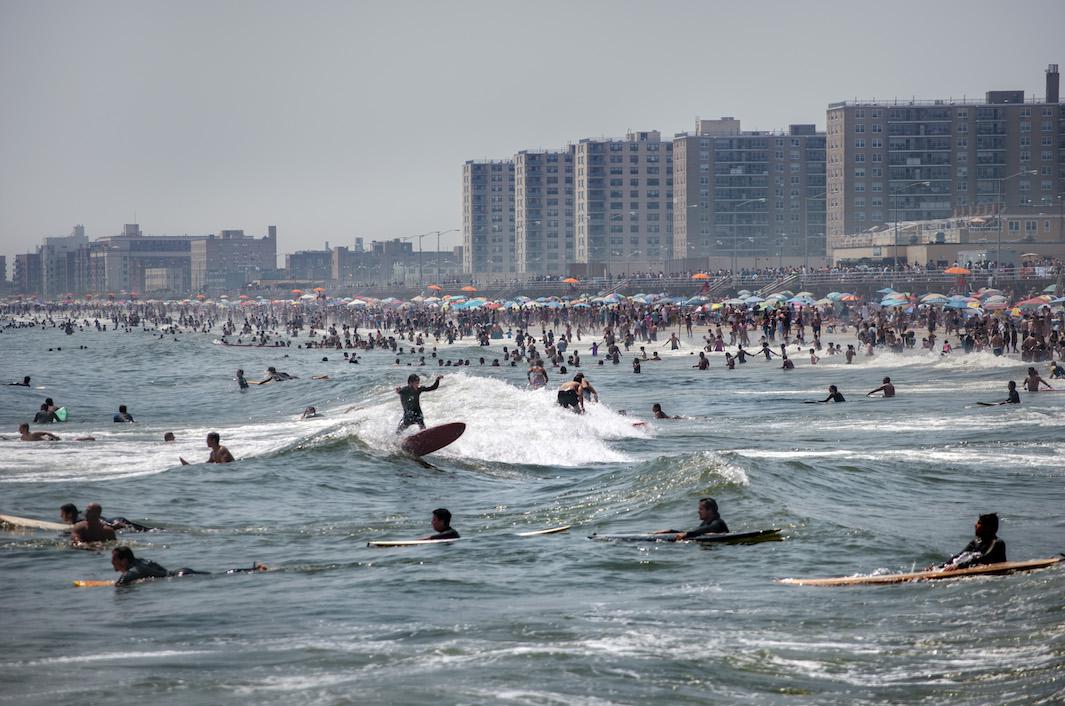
<box><xmin>461</xmin><ymin>285</ymin><xmax>478</xmax><ymax>292</ymax></box>
<box><xmin>291</xmin><ymin>289</ymin><xmax>303</xmax><ymax>294</ymax></box>
<box><xmin>563</xmin><ymin>277</ymin><xmax>580</xmax><ymax>284</ymax></box>
<box><xmin>826</xmin><ymin>291</ymin><xmax>843</xmax><ymax>301</ymax></box>
<box><xmin>312</xmin><ymin>287</ymin><xmax>326</xmax><ymax>293</ymax></box>
<box><xmin>815</xmin><ymin>298</ymin><xmax>834</xmax><ymax>306</ymax></box>
<box><xmin>983</xmin><ymin>301</ymin><xmax>1008</xmax><ymax>311</ymax></box>
<box><xmin>1043</xmin><ymin>284</ymin><xmax>1058</xmax><ymax>293</ymax></box>
<box><xmin>788</xmin><ymin>295</ymin><xmax>817</xmax><ymax>306</ymax></box>
<box><xmin>795</xmin><ymin>291</ymin><xmax>814</xmax><ymax>297</ymax></box>
<box><xmin>944</xmin><ymin>266</ymin><xmax>970</xmax><ymax>275</ymax></box>
<box><xmin>1020</xmin><ymin>252</ymin><xmax>1041</xmax><ymax>259</ymax></box>
<box><xmin>427</xmin><ymin>284</ymin><xmax>443</xmax><ymax>291</ymax></box>
<box><xmin>737</xmin><ymin>290</ymin><xmax>752</xmax><ymax>297</ymax></box>
<box><xmin>1049</xmin><ymin>297</ymin><xmax>1065</xmax><ymax>305</ymax></box>
<box><xmin>691</xmin><ymin>273</ymin><xmax>710</xmax><ymax>280</ymax></box>
<box><xmin>725</xmin><ymin>298</ymin><xmax>746</xmax><ymax>305</ymax></box>
<box><xmin>745</xmin><ymin>295</ymin><xmax>765</xmax><ymax>303</ymax></box>
<box><xmin>840</xmin><ymin>294</ymin><xmax>859</xmax><ymax>302</ymax></box>
<box><xmin>877</xmin><ymin>287</ymin><xmax>896</xmax><ymax>294</ymax></box>
<box><xmin>299</xmin><ymin>293</ymin><xmax>316</xmax><ymax>300</ymax></box>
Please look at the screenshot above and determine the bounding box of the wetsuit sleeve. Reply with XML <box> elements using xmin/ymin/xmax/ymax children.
<box><xmin>684</xmin><ymin>519</ymin><xmax>728</xmax><ymax>538</ymax></box>
<box><xmin>419</xmin><ymin>379</ymin><xmax>441</xmax><ymax>392</ymax></box>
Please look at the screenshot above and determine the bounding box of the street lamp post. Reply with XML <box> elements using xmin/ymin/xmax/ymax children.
<box><xmin>777</xmin><ymin>235</ymin><xmax>788</xmax><ymax>270</ymax></box>
<box><xmin>726</xmin><ymin>197</ymin><xmax>766</xmax><ymax>283</ymax></box>
<box><xmin>432</xmin><ymin>228</ymin><xmax>459</xmax><ymax>282</ymax></box>
<box><xmin>804</xmin><ymin>191</ymin><xmax>827</xmax><ymax>282</ymax></box>
<box><xmin>995</xmin><ymin>169</ymin><xmax>1039</xmax><ymax>277</ymax></box>
<box><xmin>892</xmin><ymin>180</ymin><xmax>931</xmax><ymax>275</ymax></box>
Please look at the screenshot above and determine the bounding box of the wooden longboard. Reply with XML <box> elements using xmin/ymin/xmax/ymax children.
<box><xmin>73</xmin><ymin>580</ymin><xmax>114</xmax><ymax>588</ymax></box>
<box><xmin>401</xmin><ymin>422</ymin><xmax>466</xmax><ymax>457</ymax></box>
<box><xmin>779</xmin><ymin>557</ymin><xmax>1063</xmax><ymax>586</ymax></box>
<box><xmin>590</xmin><ymin>528</ymin><xmax>782</xmax><ymax>544</ymax></box>
<box><xmin>0</xmin><ymin>513</ymin><xmax>68</xmax><ymax>531</ymax></box>
<box><xmin>515</xmin><ymin>525</ymin><xmax>571</xmax><ymax>537</ymax></box>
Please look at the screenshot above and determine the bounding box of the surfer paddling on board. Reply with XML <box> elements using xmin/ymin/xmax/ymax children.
<box><xmin>419</xmin><ymin>508</ymin><xmax>460</xmax><ymax>540</ymax></box>
<box><xmin>71</xmin><ymin>503</ymin><xmax>116</xmax><ymax>544</ymax></box>
<box><xmin>180</xmin><ymin>432</ymin><xmax>235</xmax><ymax>465</ymax></box>
<box><xmin>935</xmin><ymin>513</ymin><xmax>1006</xmax><ymax>570</ymax></box>
<box><xmin>814</xmin><ymin>385</ymin><xmax>846</xmax><ymax>403</ymax></box>
<box><xmin>396</xmin><ymin>374</ymin><xmax>442</xmax><ymax>432</ymax></box>
<box><xmin>654</xmin><ymin>497</ymin><xmax>729</xmax><ymax>540</ymax></box>
<box><xmin>17</xmin><ymin>422</ymin><xmax>60</xmax><ymax>441</ymax></box>
<box><xmin>651</xmin><ymin>403</ymin><xmax>681</xmax><ymax>419</ymax></box>
<box><xmin>110</xmin><ymin>546</ymin><xmax>267</xmax><ymax>586</ymax></box>
<box><xmin>8</xmin><ymin>376</ymin><xmax>31</xmax><ymax>387</ymax></box>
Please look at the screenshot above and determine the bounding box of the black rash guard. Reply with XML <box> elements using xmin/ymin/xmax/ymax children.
<box><xmin>948</xmin><ymin>537</ymin><xmax>1006</xmax><ymax>569</ymax></box>
<box><xmin>397</xmin><ymin>379</ymin><xmax>440</xmax><ymax>429</ymax></box>
<box><xmin>683</xmin><ymin>518</ymin><xmax>730</xmax><ymax>538</ymax></box>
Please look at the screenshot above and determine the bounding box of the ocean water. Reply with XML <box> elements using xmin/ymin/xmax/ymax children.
<box><xmin>1</xmin><ymin>322</ymin><xmax>1064</xmax><ymax>705</ymax></box>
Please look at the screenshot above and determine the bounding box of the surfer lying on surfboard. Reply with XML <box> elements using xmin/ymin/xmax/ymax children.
<box><xmin>110</xmin><ymin>546</ymin><xmax>267</xmax><ymax>586</ymax></box>
<box><xmin>60</xmin><ymin>503</ymin><xmax>152</xmax><ymax>532</ymax></box>
<box><xmin>653</xmin><ymin>497</ymin><xmax>729</xmax><ymax>540</ymax></box>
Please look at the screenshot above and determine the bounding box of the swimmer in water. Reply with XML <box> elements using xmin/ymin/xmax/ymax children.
<box><xmin>527</xmin><ymin>362</ymin><xmax>548</xmax><ymax>389</ymax></box>
<box><xmin>1023</xmin><ymin>366</ymin><xmax>1053</xmax><ymax>392</ymax></box>
<box><xmin>180</xmin><ymin>431</ymin><xmax>235</xmax><ymax>465</ymax></box>
<box><xmin>396</xmin><ymin>373</ymin><xmax>442</xmax><ymax>432</ymax></box>
<box><xmin>556</xmin><ymin>378</ymin><xmax>584</xmax><ymax>413</ymax></box>
<box><xmin>301</xmin><ymin>406</ymin><xmax>319</xmax><ymax>419</ymax></box>
<box><xmin>936</xmin><ymin>513</ymin><xmax>1006</xmax><ymax>570</ymax></box>
<box><xmin>651</xmin><ymin>403</ymin><xmax>680</xmax><ymax>419</ymax></box>
<box><xmin>71</xmin><ymin>503</ymin><xmax>117</xmax><ymax>544</ymax></box>
<box><xmin>8</xmin><ymin>376</ymin><xmax>30</xmax><ymax>387</ymax></box>
<box><xmin>866</xmin><ymin>377</ymin><xmax>895</xmax><ymax>398</ymax></box>
<box><xmin>113</xmin><ymin>404</ymin><xmax>135</xmax><ymax>423</ymax></box>
<box><xmin>236</xmin><ymin>369</ymin><xmax>249</xmax><ymax>390</ymax></box>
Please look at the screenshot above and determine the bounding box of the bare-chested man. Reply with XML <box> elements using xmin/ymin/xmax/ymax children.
<box><xmin>1023</xmin><ymin>366</ymin><xmax>1054</xmax><ymax>392</ymax></box>
<box><xmin>71</xmin><ymin>503</ymin><xmax>117</xmax><ymax>544</ymax></box>
<box><xmin>180</xmin><ymin>431</ymin><xmax>235</xmax><ymax>465</ymax></box>
<box><xmin>18</xmin><ymin>422</ymin><xmax>60</xmax><ymax>441</ymax></box>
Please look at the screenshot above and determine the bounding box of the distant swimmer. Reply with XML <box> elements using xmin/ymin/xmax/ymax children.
<box><xmin>180</xmin><ymin>431</ymin><xmax>235</xmax><ymax>465</ymax></box>
<box><xmin>632</xmin><ymin>358</ymin><xmax>641</xmax><ymax>374</ymax></box>
<box><xmin>420</xmin><ymin>507</ymin><xmax>460</xmax><ymax>540</ymax></box>
<box><xmin>937</xmin><ymin>513</ymin><xmax>1006</xmax><ymax>570</ymax></box>
<box><xmin>651</xmin><ymin>403</ymin><xmax>680</xmax><ymax>420</ymax></box>
<box><xmin>110</xmin><ymin>546</ymin><xmax>267</xmax><ymax>586</ymax></box>
<box><xmin>71</xmin><ymin>503</ymin><xmax>117</xmax><ymax>544</ymax></box>
<box><xmin>113</xmin><ymin>404</ymin><xmax>135</xmax><ymax>423</ymax></box>
<box><xmin>656</xmin><ymin>497</ymin><xmax>730</xmax><ymax>540</ymax></box>
<box><xmin>8</xmin><ymin>376</ymin><xmax>30</xmax><ymax>387</ymax></box>
<box><xmin>527</xmin><ymin>363</ymin><xmax>549</xmax><ymax>389</ymax></box>
<box><xmin>1051</xmin><ymin>362</ymin><xmax>1065</xmax><ymax>379</ymax></box>
<box><xmin>867</xmin><ymin>377</ymin><xmax>895</xmax><ymax>398</ymax></box>
<box><xmin>33</xmin><ymin>403</ymin><xmax>56</xmax><ymax>424</ymax></box>
<box><xmin>18</xmin><ymin>422</ymin><xmax>60</xmax><ymax>441</ymax></box>
<box><xmin>812</xmin><ymin>385</ymin><xmax>846</xmax><ymax>403</ymax></box>
<box><xmin>1023</xmin><ymin>366</ymin><xmax>1054</xmax><ymax>392</ymax></box>
<box><xmin>163</xmin><ymin>432</ymin><xmax>176</xmax><ymax>442</ymax></box>
<box><xmin>781</xmin><ymin>354</ymin><xmax>794</xmax><ymax>370</ymax></box>
<box><xmin>301</xmin><ymin>406</ymin><xmax>319</xmax><ymax>419</ymax></box>
<box><xmin>236</xmin><ymin>368</ymin><xmax>249</xmax><ymax>390</ymax></box>
<box><xmin>396</xmin><ymin>373</ymin><xmax>442</xmax><ymax>432</ymax></box>
<box><xmin>693</xmin><ymin>352</ymin><xmax>709</xmax><ymax>370</ymax></box>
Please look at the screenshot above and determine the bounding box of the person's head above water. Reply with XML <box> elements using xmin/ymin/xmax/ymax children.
<box><xmin>408</xmin><ymin>373</ymin><xmax>420</xmax><ymax>385</ymax></box>
<box><xmin>60</xmin><ymin>503</ymin><xmax>79</xmax><ymax>523</ymax></box>
<box><xmin>698</xmin><ymin>497</ymin><xmax>720</xmax><ymax>521</ymax></box>
<box><xmin>883</xmin><ymin>377</ymin><xmax>891</xmax><ymax>384</ymax></box>
<box><xmin>431</xmin><ymin>508</ymin><xmax>452</xmax><ymax>531</ymax></box>
<box><xmin>163</xmin><ymin>432</ymin><xmax>175</xmax><ymax>442</ymax></box>
<box><xmin>975</xmin><ymin>512</ymin><xmax>999</xmax><ymax>539</ymax></box>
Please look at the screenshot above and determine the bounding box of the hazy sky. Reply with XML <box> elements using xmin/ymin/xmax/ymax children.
<box><xmin>1</xmin><ymin>0</ymin><xmax>1062</xmax><ymax>266</ymax></box>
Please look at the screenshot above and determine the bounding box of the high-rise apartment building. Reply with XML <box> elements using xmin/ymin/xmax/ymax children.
<box><xmin>39</xmin><ymin>227</ymin><xmax>91</xmax><ymax>297</ymax></box>
<box><xmin>190</xmin><ymin>227</ymin><xmax>278</xmax><ymax>291</ymax></box>
<box><xmin>827</xmin><ymin>64</ymin><xmax>1065</xmax><ymax>247</ymax></box>
<box><xmin>88</xmin><ymin>224</ymin><xmax>206</xmax><ymax>293</ymax></box>
<box><xmin>14</xmin><ymin>253</ymin><xmax>42</xmax><ymax>295</ymax></box>
<box><xmin>673</xmin><ymin>119</ymin><xmax>826</xmax><ymax>265</ymax></box>
<box><xmin>574</xmin><ymin>131</ymin><xmax>673</xmax><ymax>273</ymax></box>
<box><xmin>514</xmin><ymin>147</ymin><xmax>575</xmax><ymax>275</ymax></box>
<box><xmin>463</xmin><ymin>160</ymin><xmax>516</xmax><ymax>278</ymax></box>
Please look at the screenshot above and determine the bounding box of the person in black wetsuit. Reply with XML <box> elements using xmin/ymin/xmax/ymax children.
<box><xmin>420</xmin><ymin>508</ymin><xmax>460</xmax><ymax>540</ymax></box>
<box><xmin>656</xmin><ymin>497</ymin><xmax>730</xmax><ymax>540</ymax></box>
<box><xmin>816</xmin><ymin>385</ymin><xmax>846</xmax><ymax>403</ymax></box>
<box><xmin>113</xmin><ymin>404</ymin><xmax>135</xmax><ymax>423</ymax></box>
<box><xmin>110</xmin><ymin>546</ymin><xmax>267</xmax><ymax>586</ymax></box>
<box><xmin>396</xmin><ymin>373</ymin><xmax>442</xmax><ymax>432</ymax></box>
<box><xmin>940</xmin><ymin>513</ymin><xmax>1006</xmax><ymax>570</ymax></box>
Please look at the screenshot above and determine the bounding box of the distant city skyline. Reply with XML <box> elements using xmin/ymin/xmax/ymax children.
<box><xmin>2</xmin><ymin>0</ymin><xmax>1063</xmax><ymax>267</ymax></box>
